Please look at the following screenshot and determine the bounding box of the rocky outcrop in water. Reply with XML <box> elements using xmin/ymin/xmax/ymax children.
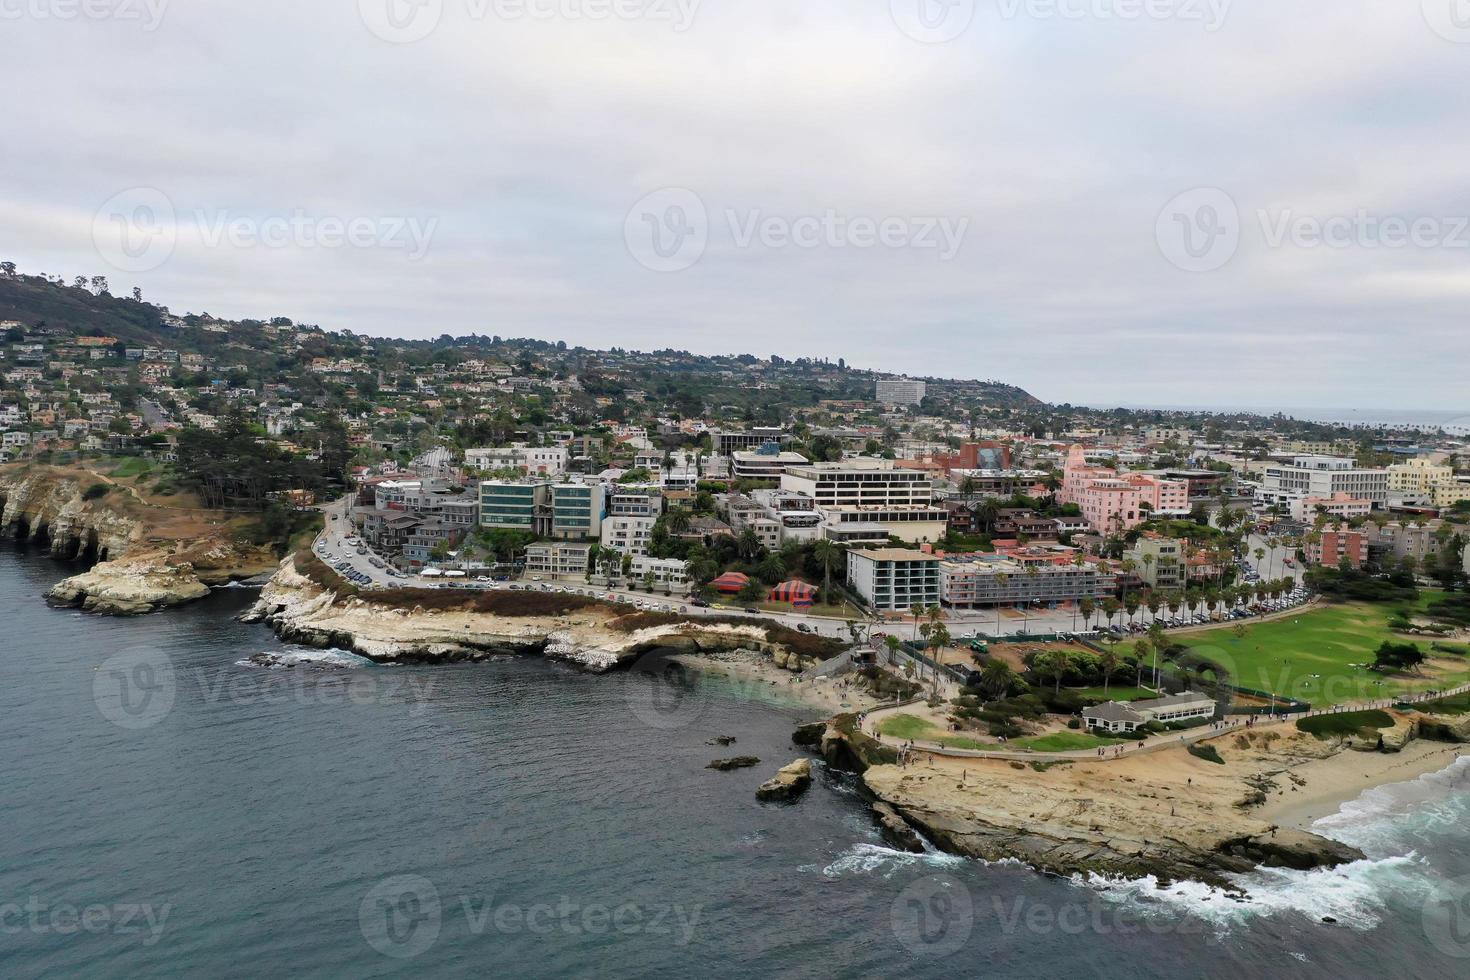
<box><xmin>755</xmin><ymin>758</ymin><xmax>812</xmax><ymax>801</ymax></box>
<box><xmin>707</xmin><ymin>757</ymin><xmax>761</xmax><ymax>771</ymax></box>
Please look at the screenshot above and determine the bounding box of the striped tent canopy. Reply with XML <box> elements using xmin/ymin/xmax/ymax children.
<box><xmin>768</xmin><ymin>580</ymin><xmax>817</xmax><ymax>607</ymax></box>
<box><xmin>710</xmin><ymin>571</ymin><xmax>751</xmax><ymax>594</ymax></box>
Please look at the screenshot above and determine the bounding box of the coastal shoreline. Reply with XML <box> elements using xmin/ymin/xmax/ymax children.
<box><xmin>666</xmin><ymin>648</ymin><xmax>883</xmax><ymax>718</ymax></box>
<box><xmin>1257</xmin><ymin>738</ymin><xmax>1468</xmax><ymax>832</ymax></box>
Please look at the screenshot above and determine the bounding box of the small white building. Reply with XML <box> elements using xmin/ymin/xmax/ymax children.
<box><xmin>1082</xmin><ymin>692</ymin><xmax>1217</xmax><ymax>734</ymax></box>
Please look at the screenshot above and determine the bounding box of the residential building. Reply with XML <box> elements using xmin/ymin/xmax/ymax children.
<box><xmin>464</xmin><ymin>445</ymin><xmax>568</xmax><ymax>476</ymax></box>
<box><xmin>875</xmin><ymin>377</ymin><xmax>927</xmax><ymax>406</ymax></box>
<box><xmin>1307</xmin><ymin>527</ymin><xmax>1367</xmax><ymax>569</ymax></box>
<box><xmin>782</xmin><ymin>457</ymin><xmax>934</xmax><ymax>508</ymax></box>
<box><xmin>1289</xmin><ymin>493</ymin><xmax>1373</xmax><ymax>524</ymax></box>
<box><xmin>1125</xmin><ymin>535</ymin><xmax>1186</xmax><ymax>590</ymax></box>
<box><xmin>846</xmin><ymin>548</ymin><xmax>941</xmax><ymax>611</ymax></box>
<box><xmin>1260</xmin><ymin>456</ymin><xmax>1389</xmax><ymax>504</ymax></box>
<box><xmin>939</xmin><ymin>554</ymin><xmax>1115</xmax><ymax>608</ymax></box>
<box><xmin>525</xmin><ymin>542</ymin><xmax>592</xmax><ymax>582</ymax></box>
<box><xmin>600</xmin><ymin>513</ymin><xmax>657</xmax><ymax>557</ymax></box>
<box><xmin>628</xmin><ymin>555</ymin><xmax>692</xmax><ymax>594</ymax></box>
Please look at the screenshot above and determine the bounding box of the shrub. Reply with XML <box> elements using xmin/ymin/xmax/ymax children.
<box><xmin>82</xmin><ymin>482</ymin><xmax>110</xmax><ymax>500</ymax></box>
<box><xmin>1187</xmin><ymin>743</ymin><xmax>1225</xmax><ymax>765</ymax></box>
<box><xmin>1066</xmin><ymin>718</ymin><xmax>1080</xmax><ymax>730</ymax></box>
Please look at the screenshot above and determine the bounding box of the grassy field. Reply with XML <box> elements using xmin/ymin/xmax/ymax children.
<box><xmin>876</xmin><ymin>713</ymin><xmax>1125</xmax><ymax>753</ymax></box>
<box><xmin>1419</xmin><ymin>691</ymin><xmax>1470</xmax><ymax>714</ymax></box>
<box><xmin>108</xmin><ymin>456</ymin><xmax>154</xmax><ymax>478</ymax></box>
<box><xmin>1296</xmin><ymin>709</ymin><xmax>1395</xmax><ymax>740</ymax></box>
<box><xmin>1073</xmin><ymin>686</ymin><xmax>1158</xmax><ymax>703</ymax></box>
<box><xmin>1131</xmin><ymin>598</ymin><xmax>1470</xmax><ymax>707</ymax></box>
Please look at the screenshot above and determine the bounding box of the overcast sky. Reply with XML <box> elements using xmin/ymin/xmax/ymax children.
<box><xmin>3</xmin><ymin>1</ymin><xmax>1468</xmax><ymax>410</ymax></box>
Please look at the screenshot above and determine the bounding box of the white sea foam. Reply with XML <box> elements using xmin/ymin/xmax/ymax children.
<box><xmin>1311</xmin><ymin>755</ymin><xmax>1470</xmax><ymax>852</ymax></box>
<box><xmin>819</xmin><ymin>842</ymin><xmax>974</xmax><ymax>879</ymax></box>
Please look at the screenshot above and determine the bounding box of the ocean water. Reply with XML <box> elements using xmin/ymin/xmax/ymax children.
<box><xmin>2</xmin><ymin>544</ymin><xmax>1469</xmax><ymax>978</ymax></box>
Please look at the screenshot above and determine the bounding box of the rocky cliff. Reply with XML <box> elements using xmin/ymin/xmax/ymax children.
<box><xmin>0</xmin><ymin>464</ymin><xmax>278</xmax><ymax>615</ymax></box>
<box><xmin>815</xmin><ymin>717</ymin><xmax>1365</xmax><ymax>892</ymax></box>
<box><xmin>243</xmin><ymin>554</ymin><xmax>833</xmax><ymax>673</ymax></box>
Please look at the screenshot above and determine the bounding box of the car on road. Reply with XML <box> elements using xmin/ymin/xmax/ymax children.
<box><xmin>743</xmin><ymin>607</ymin><xmax>759</xmax><ymax>614</ymax></box>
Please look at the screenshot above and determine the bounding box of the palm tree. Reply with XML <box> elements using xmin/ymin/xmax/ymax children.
<box><xmin>1079</xmin><ymin>595</ymin><xmax>1096</xmax><ymax>631</ymax></box>
<box><xmin>1022</xmin><ymin>564</ymin><xmax>1040</xmax><ymax>630</ymax></box>
<box><xmin>980</xmin><ymin>659</ymin><xmax>1013</xmax><ymax>700</ymax></box>
<box><xmin>1146</xmin><ymin>592</ymin><xmax>1163</xmax><ymax>625</ymax></box>
<box><xmin>1102</xmin><ymin>597</ymin><xmax>1121</xmax><ymax>631</ymax></box>
<box><xmin>910</xmin><ymin>602</ymin><xmax>925</xmax><ymax>643</ymax></box>
<box><xmin>1124</xmin><ymin>592</ymin><xmax>1140</xmax><ymax>627</ymax></box>
<box><xmin>666</xmin><ymin>506</ymin><xmax>692</xmax><ymax>537</ymax></box>
<box><xmin>1099</xmin><ymin>648</ymin><xmax>1121</xmax><ymax>694</ymax></box>
<box><xmin>812</xmin><ymin>538</ymin><xmax>838</xmax><ymax>607</ymax></box>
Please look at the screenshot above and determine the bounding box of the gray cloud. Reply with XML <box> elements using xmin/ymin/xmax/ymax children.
<box><xmin>1</xmin><ymin>0</ymin><xmax>1466</xmax><ymax>409</ymax></box>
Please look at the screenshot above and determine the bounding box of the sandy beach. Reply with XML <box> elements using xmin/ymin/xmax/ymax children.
<box><xmin>1257</xmin><ymin>737</ymin><xmax>1468</xmax><ymax>832</ymax></box>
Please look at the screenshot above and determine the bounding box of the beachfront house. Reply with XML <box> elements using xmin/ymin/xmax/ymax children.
<box><xmin>1081</xmin><ymin>692</ymin><xmax>1218</xmax><ymax>734</ymax></box>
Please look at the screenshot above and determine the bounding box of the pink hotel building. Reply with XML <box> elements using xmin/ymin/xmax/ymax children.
<box><xmin>1060</xmin><ymin>445</ymin><xmax>1190</xmax><ymax>533</ymax></box>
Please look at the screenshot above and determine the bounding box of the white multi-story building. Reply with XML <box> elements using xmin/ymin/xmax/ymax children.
<box><xmin>875</xmin><ymin>378</ymin><xmax>927</xmax><ymax>406</ymax></box>
<box><xmin>628</xmin><ymin>555</ymin><xmax>692</xmax><ymax>594</ymax></box>
<box><xmin>525</xmin><ymin>542</ymin><xmax>592</xmax><ymax>582</ymax></box>
<box><xmin>600</xmin><ymin>514</ymin><xmax>657</xmax><ymax>557</ymax></box>
<box><xmin>846</xmin><ymin>548</ymin><xmax>941</xmax><ymax>612</ymax></box>
<box><xmin>781</xmin><ymin>458</ymin><xmax>933</xmax><ymax>508</ymax></box>
<box><xmin>1260</xmin><ymin>456</ymin><xmax>1389</xmax><ymax>504</ymax></box>
<box><xmin>464</xmin><ymin>445</ymin><xmax>569</xmax><ymax>476</ymax></box>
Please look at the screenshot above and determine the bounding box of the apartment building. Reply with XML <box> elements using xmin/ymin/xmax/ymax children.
<box><xmin>464</xmin><ymin>445</ymin><xmax>569</xmax><ymax>476</ymax></box>
<box><xmin>1261</xmin><ymin>456</ymin><xmax>1389</xmax><ymax>504</ymax></box>
<box><xmin>710</xmin><ymin>427</ymin><xmax>788</xmax><ymax>455</ymax></box>
<box><xmin>874</xmin><ymin>378</ymin><xmax>927</xmax><ymax>406</ymax></box>
<box><xmin>846</xmin><ymin>548</ymin><xmax>941</xmax><ymax>611</ymax></box>
<box><xmin>1365</xmin><ymin>520</ymin><xmax>1448</xmax><ymax>565</ymax></box>
<box><xmin>1124</xmin><ymin>535</ymin><xmax>1186</xmax><ymax>590</ymax></box>
<box><xmin>1307</xmin><ymin>527</ymin><xmax>1367</xmax><ymax>569</ymax></box>
<box><xmin>1289</xmin><ymin>493</ymin><xmax>1373</xmax><ymax>523</ymax></box>
<box><xmin>600</xmin><ymin>514</ymin><xmax>657</xmax><ymax>557</ymax></box>
<box><xmin>525</xmin><ymin>542</ymin><xmax>592</xmax><ymax>582</ymax></box>
<box><xmin>628</xmin><ymin>555</ymin><xmax>692</xmax><ymax>594</ymax></box>
<box><xmin>939</xmin><ymin>555</ymin><xmax>1115</xmax><ymax>608</ymax></box>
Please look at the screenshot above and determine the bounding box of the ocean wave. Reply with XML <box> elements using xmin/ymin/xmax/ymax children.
<box><xmin>217</xmin><ymin>580</ymin><xmax>264</xmax><ymax>589</ymax></box>
<box><xmin>818</xmin><ymin>842</ymin><xmax>974</xmax><ymax>879</ymax></box>
<box><xmin>1311</xmin><ymin>755</ymin><xmax>1470</xmax><ymax>853</ymax></box>
<box><xmin>1077</xmin><ymin>853</ymin><xmax>1431</xmax><ymax>933</ymax></box>
<box><xmin>235</xmin><ymin>647</ymin><xmax>375</xmax><ymax>670</ymax></box>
